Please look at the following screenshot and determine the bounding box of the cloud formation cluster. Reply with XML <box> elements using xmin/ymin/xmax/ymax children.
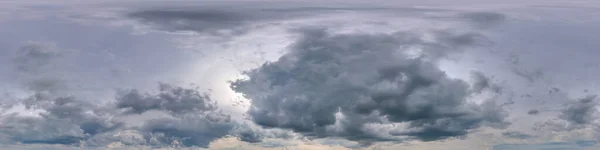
<box><xmin>0</xmin><ymin>43</ymin><xmax>236</xmax><ymax>148</ymax></box>
<box><xmin>231</xmin><ymin>27</ymin><xmax>509</xmax><ymax>143</ymax></box>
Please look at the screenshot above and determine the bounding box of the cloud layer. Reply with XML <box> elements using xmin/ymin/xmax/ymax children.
<box><xmin>0</xmin><ymin>43</ymin><xmax>238</xmax><ymax>148</ymax></box>
<box><xmin>3</xmin><ymin>1</ymin><xmax>600</xmax><ymax>150</ymax></box>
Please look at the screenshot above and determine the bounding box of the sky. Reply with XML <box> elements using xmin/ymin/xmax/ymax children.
<box><xmin>1</xmin><ymin>0</ymin><xmax>600</xmax><ymax>150</ymax></box>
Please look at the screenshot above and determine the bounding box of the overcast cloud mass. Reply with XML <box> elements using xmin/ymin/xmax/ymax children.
<box><xmin>1</xmin><ymin>0</ymin><xmax>600</xmax><ymax>150</ymax></box>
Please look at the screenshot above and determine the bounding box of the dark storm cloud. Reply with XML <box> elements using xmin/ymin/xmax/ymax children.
<box><xmin>231</xmin><ymin>28</ymin><xmax>508</xmax><ymax>143</ymax></box>
<box><xmin>502</xmin><ymin>131</ymin><xmax>535</xmax><ymax>139</ymax></box>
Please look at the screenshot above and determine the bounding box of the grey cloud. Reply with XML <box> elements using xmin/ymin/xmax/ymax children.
<box><xmin>1</xmin><ymin>43</ymin><xmax>121</xmax><ymax>146</ymax></box>
<box><xmin>427</xmin><ymin>11</ymin><xmax>507</xmax><ymax>28</ymax></box>
<box><xmin>125</xmin><ymin>6</ymin><xmax>461</xmax><ymax>36</ymax></box>
<box><xmin>127</xmin><ymin>9</ymin><xmax>252</xmax><ymax>34</ymax></box>
<box><xmin>139</xmin><ymin>116</ymin><xmax>233</xmax><ymax>148</ymax></box>
<box><xmin>11</xmin><ymin>43</ymin><xmax>71</xmax><ymax>94</ymax></box>
<box><xmin>502</xmin><ymin>131</ymin><xmax>535</xmax><ymax>139</ymax></box>
<box><xmin>126</xmin><ymin>7</ymin><xmax>325</xmax><ymax>36</ymax></box>
<box><xmin>1</xmin><ymin>83</ymin><xmax>238</xmax><ymax>148</ymax></box>
<box><xmin>0</xmin><ymin>96</ymin><xmax>122</xmax><ymax>146</ymax></box>
<box><xmin>0</xmin><ymin>115</ymin><xmax>85</xmax><ymax>145</ymax></box>
<box><xmin>231</xmin><ymin>124</ymin><xmax>296</xmax><ymax>143</ymax></box>
<box><xmin>231</xmin><ymin>28</ymin><xmax>508</xmax><ymax>143</ymax></box>
<box><xmin>559</xmin><ymin>95</ymin><xmax>598</xmax><ymax>125</ymax></box>
<box><xmin>115</xmin><ymin>84</ymin><xmax>238</xmax><ymax>148</ymax></box>
<box><xmin>511</xmin><ymin>67</ymin><xmax>544</xmax><ymax>83</ymax></box>
<box><xmin>534</xmin><ymin>95</ymin><xmax>599</xmax><ymax>132</ymax></box>
<box><xmin>234</xmin><ymin>126</ymin><xmax>264</xmax><ymax>143</ymax></box>
<box><xmin>4</xmin><ymin>43</ymin><xmax>236</xmax><ymax>148</ymax></box>
<box><xmin>528</xmin><ymin>109</ymin><xmax>540</xmax><ymax>115</ymax></box>
<box><xmin>24</xmin><ymin>77</ymin><xmax>67</xmax><ymax>93</ymax></box>
<box><xmin>12</xmin><ymin>43</ymin><xmax>62</xmax><ymax>74</ymax></box>
<box><xmin>114</xmin><ymin>83</ymin><xmax>242</xmax><ymax>148</ymax></box>
<box><xmin>470</xmin><ymin>71</ymin><xmax>490</xmax><ymax>94</ymax></box>
<box><xmin>461</xmin><ymin>12</ymin><xmax>507</xmax><ymax>28</ymax></box>
<box><xmin>115</xmin><ymin>83</ymin><xmax>217</xmax><ymax>116</ymax></box>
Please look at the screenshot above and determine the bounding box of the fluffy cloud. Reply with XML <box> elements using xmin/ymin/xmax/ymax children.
<box><xmin>231</xmin><ymin>27</ymin><xmax>509</xmax><ymax>143</ymax></box>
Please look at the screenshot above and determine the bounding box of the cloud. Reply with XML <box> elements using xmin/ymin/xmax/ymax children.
<box><xmin>114</xmin><ymin>84</ymin><xmax>237</xmax><ymax>148</ymax></box>
<box><xmin>0</xmin><ymin>43</ymin><xmax>239</xmax><ymax>148</ymax></box>
<box><xmin>470</xmin><ymin>71</ymin><xmax>491</xmax><ymax>94</ymax></box>
<box><xmin>0</xmin><ymin>95</ymin><xmax>122</xmax><ymax>146</ymax></box>
<box><xmin>0</xmin><ymin>115</ymin><xmax>85</xmax><ymax>145</ymax></box>
<box><xmin>533</xmin><ymin>95</ymin><xmax>600</xmax><ymax>134</ymax></box>
<box><xmin>125</xmin><ymin>6</ymin><xmax>328</xmax><ymax>35</ymax></box>
<box><xmin>115</xmin><ymin>83</ymin><xmax>217</xmax><ymax>116</ymax></box>
<box><xmin>231</xmin><ymin>123</ymin><xmax>297</xmax><ymax>144</ymax></box>
<box><xmin>528</xmin><ymin>109</ymin><xmax>539</xmax><ymax>115</ymax></box>
<box><xmin>127</xmin><ymin>9</ymin><xmax>253</xmax><ymax>34</ymax></box>
<box><xmin>12</xmin><ymin>42</ymin><xmax>62</xmax><ymax>74</ymax></box>
<box><xmin>1</xmin><ymin>43</ymin><xmax>121</xmax><ymax>146</ymax></box>
<box><xmin>511</xmin><ymin>67</ymin><xmax>544</xmax><ymax>83</ymax></box>
<box><xmin>502</xmin><ymin>131</ymin><xmax>535</xmax><ymax>139</ymax></box>
<box><xmin>139</xmin><ymin>116</ymin><xmax>233</xmax><ymax>148</ymax></box>
<box><xmin>1</xmin><ymin>83</ymin><xmax>237</xmax><ymax>148</ymax></box>
<box><xmin>231</xmin><ymin>27</ymin><xmax>509</xmax><ymax>143</ymax></box>
<box><xmin>493</xmin><ymin>141</ymin><xmax>600</xmax><ymax>150</ymax></box>
<box><xmin>460</xmin><ymin>12</ymin><xmax>506</xmax><ymax>28</ymax></box>
<box><xmin>559</xmin><ymin>95</ymin><xmax>598</xmax><ymax>125</ymax></box>
<box><xmin>124</xmin><ymin>6</ymin><xmax>463</xmax><ymax>36</ymax></box>
<box><xmin>115</xmin><ymin>83</ymin><xmax>240</xmax><ymax>148</ymax></box>
<box><xmin>10</xmin><ymin>42</ymin><xmax>72</xmax><ymax>94</ymax></box>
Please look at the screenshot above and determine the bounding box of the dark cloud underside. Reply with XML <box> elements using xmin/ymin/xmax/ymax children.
<box><xmin>231</xmin><ymin>27</ymin><xmax>509</xmax><ymax>143</ymax></box>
